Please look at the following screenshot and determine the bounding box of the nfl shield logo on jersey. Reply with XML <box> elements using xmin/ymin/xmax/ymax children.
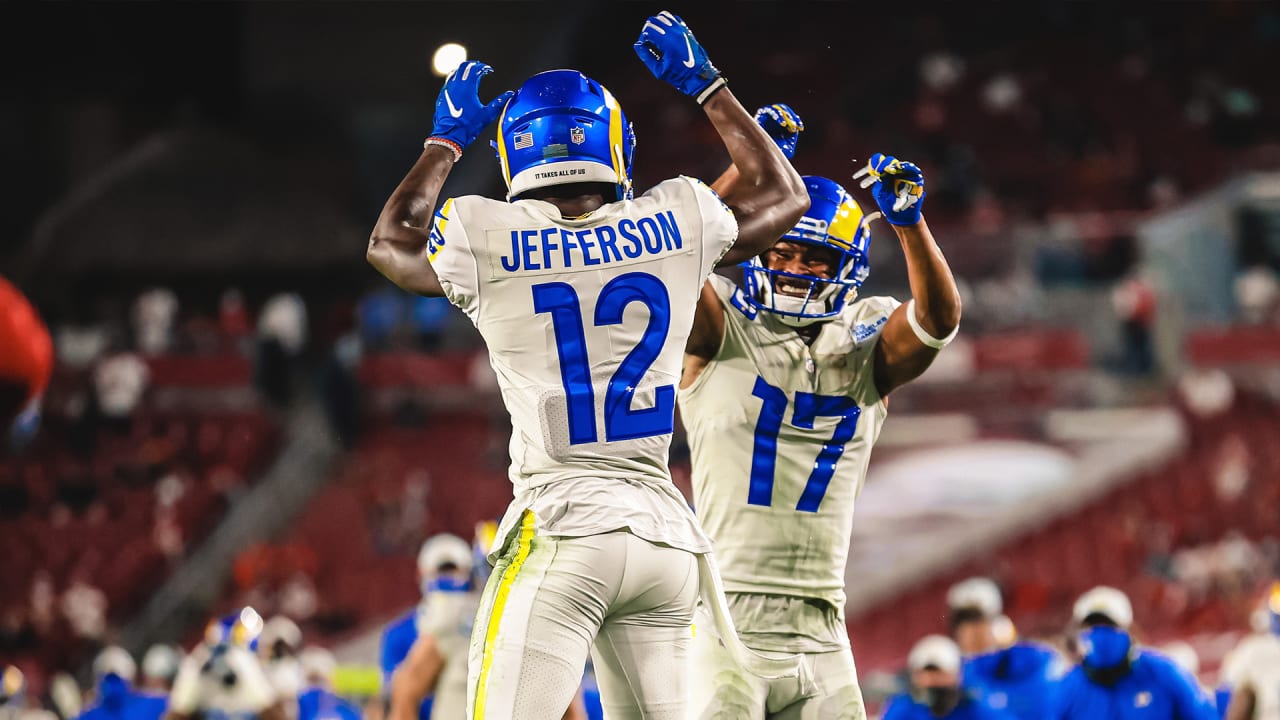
<box><xmin>570</xmin><ymin>126</ymin><xmax>586</xmax><ymax>145</ymax></box>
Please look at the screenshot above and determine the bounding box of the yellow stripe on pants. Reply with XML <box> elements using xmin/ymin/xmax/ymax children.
<box><xmin>473</xmin><ymin>510</ymin><xmax>536</xmax><ymax>719</ymax></box>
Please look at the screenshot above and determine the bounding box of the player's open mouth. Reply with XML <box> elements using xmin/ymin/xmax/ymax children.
<box><xmin>775</xmin><ymin>278</ymin><xmax>814</xmax><ymax>298</ymax></box>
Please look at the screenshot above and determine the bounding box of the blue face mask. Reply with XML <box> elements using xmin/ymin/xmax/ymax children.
<box><xmin>1078</xmin><ymin>626</ymin><xmax>1132</xmax><ymax>670</ymax></box>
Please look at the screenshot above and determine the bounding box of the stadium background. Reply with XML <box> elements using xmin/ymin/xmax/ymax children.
<box><xmin>3</xmin><ymin>0</ymin><xmax>1280</xmax><ymax>716</ymax></box>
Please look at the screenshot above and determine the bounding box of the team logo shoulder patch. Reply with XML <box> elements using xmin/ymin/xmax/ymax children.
<box><xmin>427</xmin><ymin>198</ymin><xmax>454</xmax><ymax>261</ymax></box>
<box><xmin>852</xmin><ymin>314</ymin><xmax>888</xmax><ymax>342</ymax></box>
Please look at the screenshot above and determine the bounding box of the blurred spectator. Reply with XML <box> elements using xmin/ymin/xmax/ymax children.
<box><xmin>356</xmin><ymin>287</ymin><xmax>402</xmax><ymax>352</ymax></box>
<box><xmin>319</xmin><ymin>332</ymin><xmax>361</xmax><ymax>447</ymax></box>
<box><xmin>28</xmin><ymin>572</ymin><xmax>56</xmax><ymax>637</ymax></box>
<box><xmin>259</xmin><ymin>294</ymin><xmax>308</xmax><ymax>356</ymax></box>
<box><xmin>1213</xmin><ymin>433</ymin><xmax>1251</xmax><ymax>504</ymax></box>
<box><xmin>1177</xmin><ymin>368</ymin><xmax>1235</xmax><ymax>418</ymax></box>
<box><xmin>91</xmin><ymin>349</ymin><xmax>149</xmax><ymax>432</ymax></box>
<box><xmin>1111</xmin><ymin>270</ymin><xmax>1157</xmax><ymax>375</ymax></box>
<box><xmin>296</xmin><ymin>648</ymin><xmax>359</xmax><ymax>720</ymax></box>
<box><xmin>131</xmin><ymin>288</ymin><xmax>178</xmax><ymax>356</ymax></box>
<box><xmin>255</xmin><ymin>293</ymin><xmax>307</xmax><ymax>406</ymax></box>
<box><xmin>278</xmin><ymin>574</ymin><xmax>318</xmax><ymax>623</ymax></box>
<box><xmin>1235</xmin><ymin>265</ymin><xmax>1279</xmax><ymax>324</ymax></box>
<box><xmin>409</xmin><ymin>296</ymin><xmax>452</xmax><ymax>351</ymax></box>
<box><xmin>55</xmin><ymin>321</ymin><xmax>108</xmax><ymax>370</ymax></box>
<box><xmin>60</xmin><ymin>575</ymin><xmax>106</xmax><ymax>641</ymax></box>
<box><xmin>139</xmin><ymin>645</ymin><xmax>181</xmax><ymax>694</ymax></box>
<box><xmin>882</xmin><ymin>635</ymin><xmax>1007</xmax><ymax>720</ymax></box>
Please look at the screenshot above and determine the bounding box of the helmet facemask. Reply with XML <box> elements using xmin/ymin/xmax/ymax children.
<box><xmin>740</xmin><ymin>176</ymin><xmax>878</xmax><ymax>327</ymax></box>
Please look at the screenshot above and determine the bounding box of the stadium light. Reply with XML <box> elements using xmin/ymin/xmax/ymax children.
<box><xmin>432</xmin><ymin>42</ymin><xmax>467</xmax><ymax>77</ymax></box>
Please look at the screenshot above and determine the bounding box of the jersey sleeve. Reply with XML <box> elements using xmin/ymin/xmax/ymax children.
<box><xmin>679</xmin><ymin>176</ymin><xmax>739</xmax><ymax>274</ymax></box>
<box><xmin>426</xmin><ymin>197</ymin><xmax>481</xmax><ymax>319</ymax></box>
<box><xmin>846</xmin><ymin>295</ymin><xmax>903</xmax><ymax>405</ymax></box>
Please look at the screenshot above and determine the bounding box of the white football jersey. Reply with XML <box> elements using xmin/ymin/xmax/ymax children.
<box><xmin>431</xmin><ymin>177</ymin><xmax>737</xmax><ymax>555</ymax></box>
<box><xmin>1222</xmin><ymin>633</ymin><xmax>1280</xmax><ymax>720</ymax></box>
<box><xmin>678</xmin><ymin>275</ymin><xmax>900</xmax><ymax>611</ymax></box>
<box><xmin>416</xmin><ymin>588</ymin><xmax>480</xmax><ymax>720</ymax></box>
<box><xmin>169</xmin><ymin>644</ymin><xmax>276</xmax><ymax>720</ymax></box>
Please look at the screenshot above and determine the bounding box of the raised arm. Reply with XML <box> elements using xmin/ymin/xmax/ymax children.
<box><xmin>701</xmin><ymin>92</ymin><xmax>808</xmax><ymax>265</ymax></box>
<box><xmin>683</xmin><ymin>104</ymin><xmax>804</xmax><ymax>377</ymax></box>
<box><xmin>855</xmin><ymin>154</ymin><xmax>962</xmax><ymax>397</ymax></box>
<box><xmin>366</xmin><ymin>61</ymin><xmax>513</xmax><ymax>297</ymax></box>
<box><xmin>388</xmin><ymin>636</ymin><xmax>443</xmax><ymax>720</ymax></box>
<box><xmin>633</xmin><ymin>12</ymin><xmax>807</xmax><ymax>268</ymax></box>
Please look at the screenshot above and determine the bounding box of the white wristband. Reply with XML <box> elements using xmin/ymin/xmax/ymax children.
<box><xmin>906</xmin><ymin>298</ymin><xmax>958</xmax><ymax>349</ymax></box>
<box><xmin>695</xmin><ymin>77</ymin><xmax>727</xmax><ymax>105</ymax></box>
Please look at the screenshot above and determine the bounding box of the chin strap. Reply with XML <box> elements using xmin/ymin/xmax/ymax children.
<box><xmin>906</xmin><ymin>299</ymin><xmax>959</xmax><ymax>349</ymax></box>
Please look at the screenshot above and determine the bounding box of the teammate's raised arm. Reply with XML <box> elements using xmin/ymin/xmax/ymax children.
<box><xmin>633</xmin><ymin>11</ymin><xmax>807</xmax><ymax>266</ymax></box>
<box><xmin>367</xmin><ymin>61</ymin><xmax>513</xmax><ymax>297</ymax></box>
<box><xmin>854</xmin><ymin>154</ymin><xmax>963</xmax><ymax>396</ymax></box>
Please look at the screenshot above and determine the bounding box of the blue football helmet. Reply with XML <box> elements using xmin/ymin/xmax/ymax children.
<box><xmin>741</xmin><ymin>176</ymin><xmax>877</xmax><ymax>327</ymax></box>
<box><xmin>495</xmin><ymin>69</ymin><xmax>636</xmax><ymax>202</ymax></box>
<box><xmin>204</xmin><ymin>607</ymin><xmax>264</xmax><ymax>650</ymax></box>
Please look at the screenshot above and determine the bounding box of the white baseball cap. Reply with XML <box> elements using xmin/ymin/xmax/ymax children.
<box><xmin>141</xmin><ymin>644</ymin><xmax>181</xmax><ymax>682</ymax></box>
<box><xmin>946</xmin><ymin>577</ymin><xmax>1003</xmax><ymax>618</ymax></box>
<box><xmin>1072</xmin><ymin>586</ymin><xmax>1134</xmax><ymax>629</ymax></box>
<box><xmin>908</xmin><ymin>635</ymin><xmax>962</xmax><ymax>674</ymax></box>
<box><xmin>299</xmin><ymin>647</ymin><xmax>337</xmax><ymax>684</ymax></box>
<box><xmin>93</xmin><ymin>646</ymin><xmax>137</xmax><ymax>683</ymax></box>
<box><xmin>418</xmin><ymin>534</ymin><xmax>473</xmax><ymax>577</ymax></box>
<box><xmin>261</xmin><ymin>616</ymin><xmax>303</xmax><ymax>652</ymax></box>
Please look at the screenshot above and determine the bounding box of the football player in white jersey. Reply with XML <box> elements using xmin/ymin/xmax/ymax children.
<box><xmin>167</xmin><ymin>609</ymin><xmax>285</xmax><ymax>720</ymax></box>
<box><xmin>366</xmin><ymin>11</ymin><xmax>809</xmax><ymax>720</ymax></box>
<box><xmin>679</xmin><ymin>105</ymin><xmax>963</xmax><ymax>719</ymax></box>
<box><xmin>389</xmin><ymin>534</ymin><xmax>481</xmax><ymax>720</ymax></box>
<box><xmin>1224</xmin><ymin>583</ymin><xmax>1280</xmax><ymax>720</ymax></box>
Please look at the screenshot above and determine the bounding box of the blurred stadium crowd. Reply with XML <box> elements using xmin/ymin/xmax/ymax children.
<box><xmin>3</xmin><ymin>2</ymin><xmax>1280</xmax><ymax>719</ymax></box>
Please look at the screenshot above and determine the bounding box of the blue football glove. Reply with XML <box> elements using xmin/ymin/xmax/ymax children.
<box><xmin>428</xmin><ymin>60</ymin><xmax>515</xmax><ymax>154</ymax></box>
<box><xmin>755</xmin><ymin>104</ymin><xmax>804</xmax><ymax>160</ymax></box>
<box><xmin>634</xmin><ymin>11</ymin><xmax>726</xmax><ymax>104</ymax></box>
<box><xmin>854</xmin><ymin>153</ymin><xmax>926</xmax><ymax>226</ymax></box>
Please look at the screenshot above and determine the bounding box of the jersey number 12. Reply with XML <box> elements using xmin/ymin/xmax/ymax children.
<box><xmin>533</xmin><ymin>272</ymin><xmax>673</xmax><ymax>445</ymax></box>
<box><xmin>749</xmin><ymin>376</ymin><xmax>861</xmax><ymax>512</ymax></box>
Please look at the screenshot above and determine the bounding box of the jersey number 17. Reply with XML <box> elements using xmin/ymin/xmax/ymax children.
<box><xmin>749</xmin><ymin>376</ymin><xmax>861</xmax><ymax>513</ymax></box>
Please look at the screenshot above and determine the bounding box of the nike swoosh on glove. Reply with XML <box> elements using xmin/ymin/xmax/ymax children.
<box><xmin>633</xmin><ymin>11</ymin><xmax>725</xmax><ymax>104</ymax></box>
<box><xmin>430</xmin><ymin>60</ymin><xmax>515</xmax><ymax>151</ymax></box>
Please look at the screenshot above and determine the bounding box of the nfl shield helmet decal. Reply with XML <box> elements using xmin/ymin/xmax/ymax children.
<box><xmin>570</xmin><ymin>126</ymin><xmax>586</xmax><ymax>145</ymax></box>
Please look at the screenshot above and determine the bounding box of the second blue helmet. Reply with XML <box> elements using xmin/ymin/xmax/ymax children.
<box><xmin>495</xmin><ymin>69</ymin><xmax>636</xmax><ymax>202</ymax></box>
<box><xmin>741</xmin><ymin>176</ymin><xmax>875</xmax><ymax>327</ymax></box>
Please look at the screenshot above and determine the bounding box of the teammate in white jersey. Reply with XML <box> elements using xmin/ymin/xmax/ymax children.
<box><xmin>1224</xmin><ymin>584</ymin><xmax>1280</xmax><ymax>720</ymax></box>
<box><xmin>167</xmin><ymin>609</ymin><xmax>284</xmax><ymax>720</ymax></box>
<box><xmin>679</xmin><ymin>105</ymin><xmax>963</xmax><ymax>719</ymax></box>
<box><xmin>366</xmin><ymin>11</ymin><xmax>808</xmax><ymax>719</ymax></box>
